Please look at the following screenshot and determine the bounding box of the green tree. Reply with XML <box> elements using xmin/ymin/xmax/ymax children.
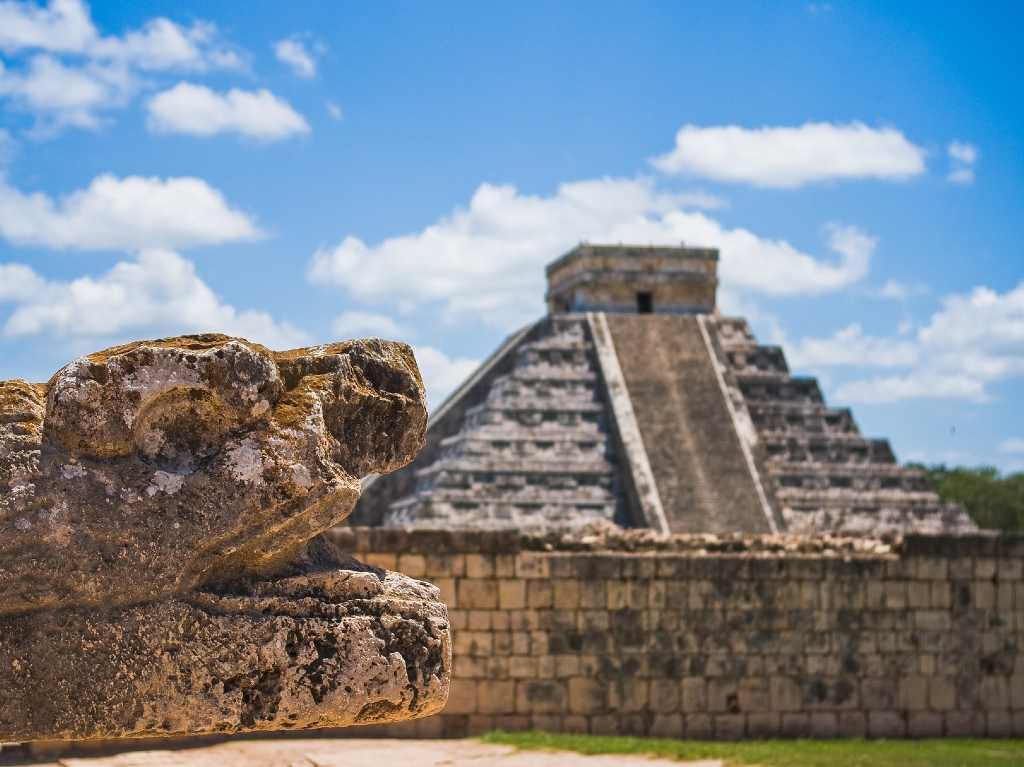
<box><xmin>911</xmin><ymin>464</ymin><xmax>1024</xmax><ymax>532</ymax></box>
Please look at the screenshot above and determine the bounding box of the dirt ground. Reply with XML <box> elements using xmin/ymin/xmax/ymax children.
<box><xmin>20</xmin><ymin>738</ymin><xmax>722</xmax><ymax>767</ymax></box>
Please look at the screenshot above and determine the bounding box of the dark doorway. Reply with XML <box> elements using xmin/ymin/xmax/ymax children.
<box><xmin>636</xmin><ymin>291</ymin><xmax>653</xmax><ymax>313</ymax></box>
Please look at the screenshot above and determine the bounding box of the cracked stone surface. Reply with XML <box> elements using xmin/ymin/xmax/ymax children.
<box><xmin>0</xmin><ymin>334</ymin><xmax>449</xmax><ymax>742</ymax></box>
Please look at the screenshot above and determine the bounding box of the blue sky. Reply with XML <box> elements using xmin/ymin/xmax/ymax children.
<box><xmin>0</xmin><ymin>0</ymin><xmax>1021</xmax><ymax>471</ymax></box>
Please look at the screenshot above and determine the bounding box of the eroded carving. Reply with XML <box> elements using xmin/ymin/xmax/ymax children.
<box><xmin>0</xmin><ymin>334</ymin><xmax>449</xmax><ymax>741</ymax></box>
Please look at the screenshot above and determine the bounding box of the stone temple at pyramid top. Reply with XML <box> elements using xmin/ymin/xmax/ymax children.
<box><xmin>545</xmin><ymin>243</ymin><xmax>719</xmax><ymax>316</ymax></box>
<box><xmin>352</xmin><ymin>243</ymin><xmax>976</xmax><ymax>536</ymax></box>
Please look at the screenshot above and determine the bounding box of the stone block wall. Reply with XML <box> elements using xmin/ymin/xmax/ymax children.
<box><xmin>330</xmin><ymin>527</ymin><xmax>1024</xmax><ymax>739</ymax></box>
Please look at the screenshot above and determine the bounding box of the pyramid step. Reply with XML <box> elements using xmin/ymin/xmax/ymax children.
<box><xmin>781</xmin><ymin>503</ymin><xmax>976</xmax><ymax>535</ymax></box>
<box><xmin>761</xmin><ymin>433</ymin><xmax>897</xmax><ymax>464</ymax></box>
<box><xmin>491</xmin><ymin>378</ymin><xmax>600</xmax><ymax>398</ymax></box>
<box><xmin>769</xmin><ymin>462</ymin><xmax>932</xmax><ymax>492</ymax></box>
<box><xmin>712</xmin><ymin>316</ymin><xmax>756</xmax><ymax>346</ymax></box>
<box><xmin>736</xmin><ymin>374</ymin><xmax>824</xmax><ymax>404</ymax></box>
<box><xmin>385</xmin><ymin>499</ymin><xmax>616</xmax><ymax>530</ymax></box>
<box><xmin>776</xmin><ymin>488</ymin><xmax>941</xmax><ymax>507</ymax></box>
<box><xmin>505</xmin><ymin>367</ymin><xmax>598</xmax><ymax>382</ymax></box>
<box><xmin>769</xmin><ymin>461</ymin><xmax>928</xmax><ymax>478</ymax></box>
<box><xmin>438</xmin><ymin>429</ymin><xmax>607</xmax><ymax>449</ymax></box>
<box><xmin>395</xmin><ymin>487</ymin><xmax>616</xmax><ymax>505</ymax></box>
<box><xmin>724</xmin><ymin>345</ymin><xmax>789</xmax><ymax>376</ymax></box>
<box><xmin>746</xmin><ymin>401</ymin><xmax>858</xmax><ymax>435</ymax></box>
<box><xmin>466</xmin><ymin>400</ymin><xmax>604</xmax><ymax>415</ymax></box>
<box><xmin>415</xmin><ymin>458</ymin><xmax>614</xmax><ymax>477</ymax></box>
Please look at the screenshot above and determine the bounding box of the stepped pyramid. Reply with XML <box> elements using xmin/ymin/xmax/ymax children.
<box><xmin>353</xmin><ymin>245</ymin><xmax>975</xmax><ymax>535</ymax></box>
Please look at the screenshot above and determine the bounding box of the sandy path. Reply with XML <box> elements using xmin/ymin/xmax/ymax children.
<box><xmin>23</xmin><ymin>738</ymin><xmax>722</xmax><ymax>767</ymax></box>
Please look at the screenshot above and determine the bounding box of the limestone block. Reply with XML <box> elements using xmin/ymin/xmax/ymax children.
<box><xmin>713</xmin><ymin>714</ymin><xmax>745</xmax><ymax>739</ymax></box>
<box><xmin>684</xmin><ymin>712</ymin><xmax>713</xmax><ymax>738</ymax></box>
<box><xmin>908</xmin><ymin>712</ymin><xmax>943</xmax><ymax>737</ymax></box>
<box><xmin>809</xmin><ymin>713</ymin><xmax>838</xmax><ymax>737</ymax></box>
<box><xmin>748</xmin><ymin>712</ymin><xmax>781</xmax><ymax>737</ymax></box>
<box><xmin>509</xmin><ymin>656</ymin><xmax>538</xmax><ymax>678</ymax></box>
<box><xmin>0</xmin><ymin>335</ymin><xmax>450</xmax><ymax>742</ymax></box>
<box><xmin>498</xmin><ymin>579</ymin><xmax>527</xmax><ymax>610</ymax></box>
<box><xmin>837</xmin><ymin>712</ymin><xmax>868</xmax><ymax>737</ymax></box>
<box><xmin>649</xmin><ymin>713</ymin><xmax>684</xmax><ymax>737</ymax></box>
<box><xmin>458</xmin><ymin>579</ymin><xmax>499</xmax><ymax>609</ymax></box>
<box><xmin>445</xmin><ymin>680</ymin><xmax>479</xmax><ymax>715</ymax></box>
<box><xmin>945</xmin><ymin>711</ymin><xmax>985</xmax><ymax>737</ymax></box>
<box><xmin>649</xmin><ymin>678</ymin><xmax>680</xmax><ymax>712</ymax></box>
<box><xmin>527</xmin><ymin>579</ymin><xmax>554</xmax><ymax>608</ymax></box>
<box><xmin>516</xmin><ymin>681</ymin><xmax>566</xmax><ymax>715</ymax></box>
<box><xmin>681</xmin><ymin>677</ymin><xmax>708</xmax><ymax>712</ymax></box>
<box><xmin>465</xmin><ymin>554</ymin><xmax>495</xmax><ymax>579</ymax></box>
<box><xmin>781</xmin><ymin>713</ymin><xmax>810</xmax><ymax>737</ymax></box>
<box><xmin>479</xmin><ymin>680</ymin><xmax>516</xmax><ymax>714</ymax></box>
<box><xmin>986</xmin><ymin>711</ymin><xmax>1014</xmax><ymax>737</ymax></box>
<box><xmin>568</xmin><ymin>677</ymin><xmax>606</xmax><ymax>714</ymax></box>
<box><xmin>868</xmin><ymin>711</ymin><xmax>905</xmax><ymax>738</ymax></box>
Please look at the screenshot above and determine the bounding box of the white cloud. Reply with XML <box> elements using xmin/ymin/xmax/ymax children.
<box><xmin>669</xmin><ymin>190</ymin><xmax>726</xmax><ymax>210</ymax></box>
<box><xmin>0</xmin><ymin>54</ymin><xmax>135</xmax><ymax>130</ymax></box>
<box><xmin>308</xmin><ymin>177</ymin><xmax>872</xmax><ymax>328</ymax></box>
<box><xmin>332</xmin><ymin>311</ymin><xmax>410</xmax><ymax>340</ymax></box>
<box><xmin>91</xmin><ymin>17</ymin><xmax>242</xmax><ymax>72</ymax></box>
<box><xmin>872</xmin><ymin>279</ymin><xmax>928</xmax><ymax>300</ymax></box>
<box><xmin>1000</xmin><ymin>438</ymin><xmax>1024</xmax><ymax>455</ymax></box>
<box><xmin>918</xmin><ymin>283</ymin><xmax>1024</xmax><ymax>380</ymax></box>
<box><xmin>815</xmin><ymin>281</ymin><xmax>1024</xmax><ymax>404</ymax></box>
<box><xmin>947</xmin><ymin>140</ymin><xmax>978</xmax><ymax>185</ymax></box>
<box><xmin>835</xmin><ymin>373</ymin><xmax>986</xmax><ymax>404</ymax></box>
<box><xmin>326</xmin><ymin>100</ymin><xmax>343</xmax><ymax>120</ymax></box>
<box><xmin>0</xmin><ymin>173</ymin><xmax>260</xmax><ymax>250</ymax></box>
<box><xmin>274</xmin><ymin>37</ymin><xmax>318</xmax><ymax>78</ymax></box>
<box><xmin>948</xmin><ymin>141</ymin><xmax>978</xmax><ymax>165</ymax></box>
<box><xmin>0</xmin><ymin>249</ymin><xmax>308</xmax><ymax>348</ymax></box>
<box><xmin>788</xmin><ymin>323</ymin><xmax>919</xmax><ymax>370</ymax></box>
<box><xmin>947</xmin><ymin>168</ymin><xmax>975</xmax><ymax>185</ymax></box>
<box><xmin>0</xmin><ymin>0</ymin><xmax>95</xmax><ymax>54</ymax></box>
<box><xmin>652</xmin><ymin>122</ymin><xmax>926</xmax><ymax>188</ymax></box>
<box><xmin>0</xmin><ymin>262</ymin><xmax>46</xmax><ymax>300</ymax></box>
<box><xmin>413</xmin><ymin>345</ymin><xmax>480</xmax><ymax>410</ymax></box>
<box><xmin>146</xmin><ymin>82</ymin><xmax>310</xmax><ymax>141</ymax></box>
<box><xmin>0</xmin><ymin>1</ymin><xmax>242</xmax><ymax>132</ymax></box>
<box><xmin>0</xmin><ymin>0</ymin><xmax>240</xmax><ymax>70</ymax></box>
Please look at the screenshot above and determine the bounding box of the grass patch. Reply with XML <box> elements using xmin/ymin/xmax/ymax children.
<box><xmin>481</xmin><ymin>730</ymin><xmax>1024</xmax><ymax>767</ymax></box>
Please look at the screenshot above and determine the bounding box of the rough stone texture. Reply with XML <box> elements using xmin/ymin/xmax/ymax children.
<box><xmin>0</xmin><ymin>334</ymin><xmax>450</xmax><ymax>742</ymax></box>
<box><xmin>0</xmin><ymin>334</ymin><xmax>427</xmax><ymax>614</ymax></box>
<box><xmin>0</xmin><ymin>542</ymin><xmax>449</xmax><ymax>741</ymax></box>
<box><xmin>332</xmin><ymin>526</ymin><xmax>1024</xmax><ymax>739</ymax></box>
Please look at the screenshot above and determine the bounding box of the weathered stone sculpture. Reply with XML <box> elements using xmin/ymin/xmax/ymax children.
<box><xmin>0</xmin><ymin>334</ymin><xmax>450</xmax><ymax>742</ymax></box>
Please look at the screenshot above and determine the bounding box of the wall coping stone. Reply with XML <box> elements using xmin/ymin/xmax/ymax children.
<box><xmin>330</xmin><ymin>526</ymin><xmax>1021</xmax><ymax>559</ymax></box>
